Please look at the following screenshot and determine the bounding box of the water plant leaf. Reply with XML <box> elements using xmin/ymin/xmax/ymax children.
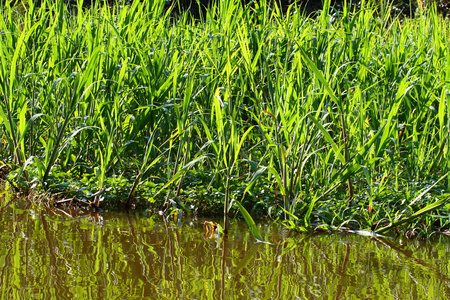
<box><xmin>375</xmin><ymin>173</ymin><xmax>449</xmax><ymax>234</ymax></box>
<box><xmin>307</xmin><ymin>114</ymin><xmax>346</xmax><ymax>164</ymax></box>
<box><xmin>153</xmin><ymin>155</ymin><xmax>208</xmax><ymax>197</ymax></box>
<box><xmin>299</xmin><ymin>46</ymin><xmax>341</xmax><ymax>111</ymax></box>
<box><xmin>399</xmin><ymin>172</ymin><xmax>449</xmax><ymax>215</ymax></box>
<box><xmin>304</xmin><ymin>194</ymin><xmax>317</xmax><ymax>227</ymax></box>
<box><xmin>235</xmin><ymin>201</ymin><xmax>271</xmax><ymax>244</ymax></box>
<box><xmin>234</xmin><ymin>125</ymin><xmax>255</xmax><ymax>162</ymax></box>
<box><xmin>375</xmin><ymin>197</ymin><xmax>449</xmax><ymax>234</ymax></box>
<box><xmin>266</xmin><ymin>166</ymin><xmax>286</xmax><ymax>196</ymax></box>
<box><xmin>242</xmin><ymin>165</ymin><xmax>268</xmax><ymax>194</ymax></box>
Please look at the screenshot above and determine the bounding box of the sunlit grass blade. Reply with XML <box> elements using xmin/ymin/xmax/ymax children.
<box><xmin>375</xmin><ymin>197</ymin><xmax>449</xmax><ymax>234</ymax></box>
<box><xmin>235</xmin><ymin>201</ymin><xmax>270</xmax><ymax>244</ymax></box>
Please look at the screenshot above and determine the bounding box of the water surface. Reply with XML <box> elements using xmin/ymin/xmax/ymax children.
<box><xmin>1</xmin><ymin>196</ymin><xmax>449</xmax><ymax>299</ymax></box>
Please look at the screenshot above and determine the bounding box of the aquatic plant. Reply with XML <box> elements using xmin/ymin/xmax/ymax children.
<box><xmin>0</xmin><ymin>0</ymin><xmax>449</xmax><ymax>236</ymax></box>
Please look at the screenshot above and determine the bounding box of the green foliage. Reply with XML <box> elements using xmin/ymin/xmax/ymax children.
<box><xmin>0</xmin><ymin>0</ymin><xmax>449</xmax><ymax>236</ymax></box>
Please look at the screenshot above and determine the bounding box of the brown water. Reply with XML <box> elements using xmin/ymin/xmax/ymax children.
<box><xmin>1</xmin><ymin>196</ymin><xmax>450</xmax><ymax>299</ymax></box>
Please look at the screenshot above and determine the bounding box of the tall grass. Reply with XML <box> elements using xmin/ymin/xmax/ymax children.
<box><xmin>0</xmin><ymin>0</ymin><xmax>449</xmax><ymax>235</ymax></box>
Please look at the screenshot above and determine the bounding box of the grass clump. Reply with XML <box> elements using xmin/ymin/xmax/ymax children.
<box><xmin>0</xmin><ymin>0</ymin><xmax>449</xmax><ymax>237</ymax></box>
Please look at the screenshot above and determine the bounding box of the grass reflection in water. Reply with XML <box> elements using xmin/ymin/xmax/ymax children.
<box><xmin>0</xmin><ymin>199</ymin><xmax>449</xmax><ymax>299</ymax></box>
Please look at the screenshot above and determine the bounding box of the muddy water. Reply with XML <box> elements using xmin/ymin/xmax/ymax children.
<box><xmin>1</xmin><ymin>197</ymin><xmax>450</xmax><ymax>299</ymax></box>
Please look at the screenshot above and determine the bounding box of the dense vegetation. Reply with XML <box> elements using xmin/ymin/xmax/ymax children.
<box><xmin>0</xmin><ymin>0</ymin><xmax>449</xmax><ymax>236</ymax></box>
<box><xmin>167</xmin><ymin>0</ymin><xmax>450</xmax><ymax>19</ymax></box>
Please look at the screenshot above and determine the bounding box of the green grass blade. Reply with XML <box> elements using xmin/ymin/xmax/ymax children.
<box><xmin>235</xmin><ymin>201</ymin><xmax>270</xmax><ymax>244</ymax></box>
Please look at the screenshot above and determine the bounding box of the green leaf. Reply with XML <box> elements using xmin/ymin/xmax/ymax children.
<box><xmin>307</xmin><ymin>114</ymin><xmax>346</xmax><ymax>164</ymax></box>
<box><xmin>235</xmin><ymin>201</ymin><xmax>271</xmax><ymax>244</ymax></box>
